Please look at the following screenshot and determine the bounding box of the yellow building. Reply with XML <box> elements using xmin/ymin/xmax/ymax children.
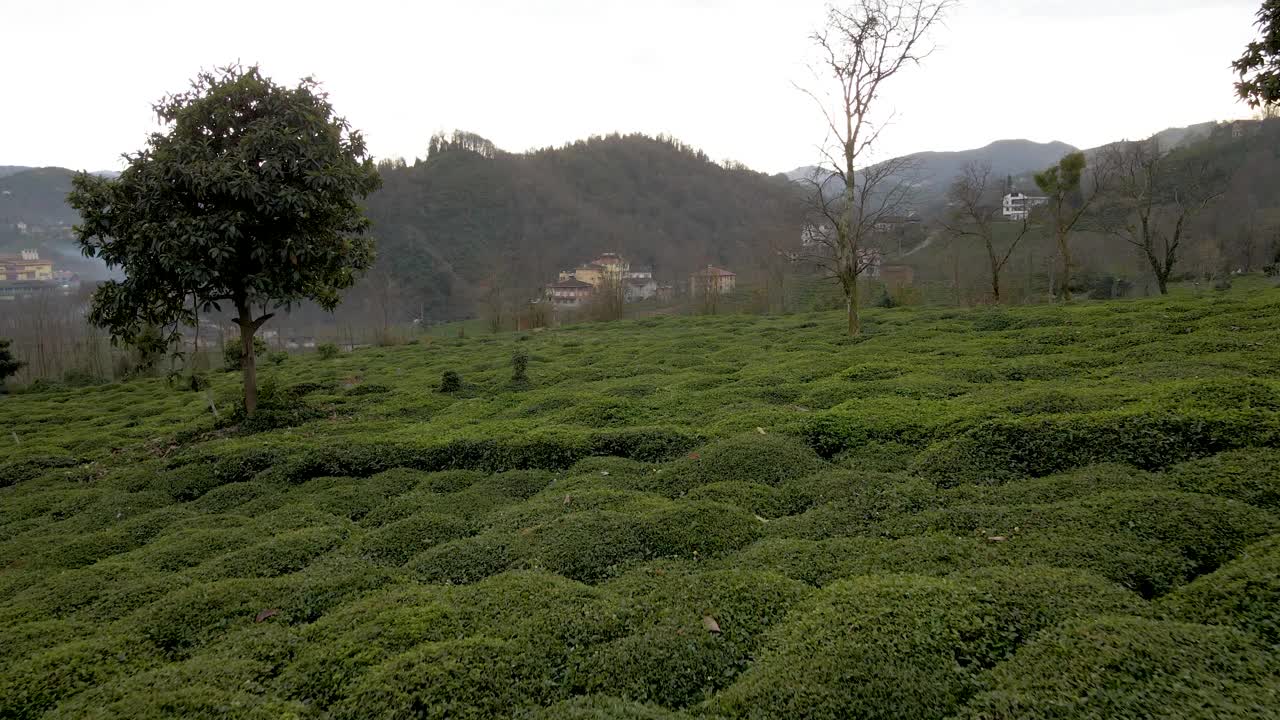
<box><xmin>0</xmin><ymin>250</ymin><xmax>53</xmax><ymax>282</ymax></box>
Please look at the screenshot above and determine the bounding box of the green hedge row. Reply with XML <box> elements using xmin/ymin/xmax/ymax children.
<box><xmin>248</xmin><ymin>427</ymin><xmax>703</xmax><ymax>486</ymax></box>
<box><xmin>912</xmin><ymin>409</ymin><xmax>1280</xmax><ymax>485</ymax></box>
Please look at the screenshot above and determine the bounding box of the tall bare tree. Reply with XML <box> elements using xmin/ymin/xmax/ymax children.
<box><xmin>799</xmin><ymin>0</ymin><xmax>953</xmax><ymax>335</ymax></box>
<box><xmin>943</xmin><ymin>162</ymin><xmax>1034</xmax><ymax>303</ymax></box>
<box><xmin>1097</xmin><ymin>139</ymin><xmax>1224</xmax><ymax>294</ymax></box>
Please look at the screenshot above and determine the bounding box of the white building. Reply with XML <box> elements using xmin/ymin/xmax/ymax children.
<box><xmin>1002</xmin><ymin>191</ymin><xmax>1048</xmax><ymax>221</ymax></box>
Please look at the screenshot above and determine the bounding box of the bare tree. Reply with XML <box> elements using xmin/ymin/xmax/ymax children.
<box><xmin>943</xmin><ymin>162</ymin><xmax>1033</xmax><ymax>303</ymax></box>
<box><xmin>1097</xmin><ymin>139</ymin><xmax>1224</xmax><ymax>294</ymax></box>
<box><xmin>798</xmin><ymin>0</ymin><xmax>953</xmax><ymax>335</ymax></box>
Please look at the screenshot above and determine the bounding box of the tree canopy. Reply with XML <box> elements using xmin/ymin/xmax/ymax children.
<box><xmin>0</xmin><ymin>339</ymin><xmax>23</xmax><ymax>385</ymax></box>
<box><xmin>1235</xmin><ymin>0</ymin><xmax>1280</xmax><ymax>107</ymax></box>
<box><xmin>68</xmin><ymin>64</ymin><xmax>381</xmax><ymax>413</ymax></box>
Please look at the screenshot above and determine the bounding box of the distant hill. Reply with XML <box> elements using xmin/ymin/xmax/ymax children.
<box><xmin>0</xmin><ymin>167</ymin><xmax>80</xmax><ymax>226</ymax></box>
<box><xmin>787</xmin><ymin>138</ymin><xmax>1079</xmax><ymax>216</ymax></box>
<box><xmin>365</xmin><ymin>133</ymin><xmax>805</xmax><ymax>319</ymax></box>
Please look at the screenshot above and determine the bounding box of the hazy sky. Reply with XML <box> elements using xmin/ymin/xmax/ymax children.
<box><xmin>2</xmin><ymin>0</ymin><xmax>1262</xmax><ymax>174</ymax></box>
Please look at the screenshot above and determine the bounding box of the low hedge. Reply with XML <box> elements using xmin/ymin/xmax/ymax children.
<box><xmin>1163</xmin><ymin>448</ymin><xmax>1280</xmax><ymax>509</ymax></box>
<box><xmin>956</xmin><ymin>616</ymin><xmax>1280</xmax><ymax>719</ymax></box>
<box><xmin>521</xmin><ymin>696</ymin><xmax>688</xmax><ymax>719</ymax></box>
<box><xmin>913</xmin><ymin>409</ymin><xmax>1280</xmax><ymax>486</ymax></box>
<box><xmin>712</xmin><ymin>569</ymin><xmax>1141</xmax><ymax>720</ymax></box>
<box><xmin>1159</xmin><ymin>536</ymin><xmax>1280</xmax><ymax>644</ymax></box>
<box><xmin>881</xmin><ymin>490</ymin><xmax>1276</xmax><ymax>595</ymax></box>
<box><xmin>351</xmin><ymin>512</ymin><xmax>473</xmax><ymax>566</ymax></box>
<box><xmin>256</xmin><ymin>429</ymin><xmax>705</xmax><ymax>486</ymax></box>
<box><xmin>329</xmin><ymin>637</ymin><xmax>555</xmax><ymax>720</ymax></box>
<box><xmin>575</xmin><ymin>569</ymin><xmax>810</xmax><ymax>708</ymax></box>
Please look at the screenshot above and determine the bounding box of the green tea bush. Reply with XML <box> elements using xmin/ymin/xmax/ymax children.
<box><xmin>1159</xmin><ymin>536</ymin><xmax>1280</xmax><ymax>643</ymax></box>
<box><xmin>0</xmin><ymin>450</ymin><xmax>79</xmax><ymax>488</ymax></box>
<box><xmin>956</xmin><ymin>616</ymin><xmax>1280</xmax><ymax>720</ymax></box>
<box><xmin>3</xmin><ymin>561</ymin><xmax>186</xmax><ymax>623</ymax></box>
<box><xmin>439</xmin><ymin>369</ymin><xmax>463</xmax><ymax>393</ymax></box>
<box><xmin>712</xmin><ymin>569</ymin><xmax>1139</xmax><ymax>720</ymax></box>
<box><xmin>0</xmin><ymin>634</ymin><xmax>154</xmax><ymax>719</ymax></box>
<box><xmin>408</xmin><ymin>532</ymin><xmax>516</xmax><ymax>585</ymax></box>
<box><xmin>520</xmin><ymin>511</ymin><xmax>652</xmax><ymax>583</ymax></box>
<box><xmin>523</xmin><ymin>696</ymin><xmax>688</xmax><ymax>719</ymax></box>
<box><xmin>317</xmin><ymin>342</ymin><xmax>341</xmax><ymax>360</ymax></box>
<box><xmin>192</xmin><ymin>525</ymin><xmax>347</xmax><ymax>579</ymax></box>
<box><xmin>352</xmin><ymin>512</ymin><xmax>472</xmax><ymax>566</ymax></box>
<box><xmin>671</xmin><ymin>433</ymin><xmax>826</xmax><ymax>489</ymax></box>
<box><xmin>1163</xmin><ymin>448</ymin><xmax>1280</xmax><ymax>509</ymax></box>
<box><xmin>884</xmin><ymin>491</ymin><xmax>1276</xmax><ymax>596</ymax></box>
<box><xmin>685</xmin><ymin>481</ymin><xmax>784</xmax><ymax>518</ymax></box>
<box><xmin>329</xmin><ymin>637</ymin><xmax>553</xmax><ymax>720</ymax></box>
<box><xmin>221</xmin><ymin>337</ymin><xmax>268</xmax><ymax>371</ymax></box>
<box><xmin>730</xmin><ymin>534</ymin><xmax>1003</xmax><ymax>586</ymax></box>
<box><xmin>575</xmin><ymin>569</ymin><xmax>809</xmax><ymax>708</ymax></box>
<box><xmin>913</xmin><ymin>409</ymin><xmax>1280</xmax><ymax>485</ymax></box>
<box><xmin>512</xmin><ymin>347</ymin><xmax>530</xmax><ymax>384</ymax></box>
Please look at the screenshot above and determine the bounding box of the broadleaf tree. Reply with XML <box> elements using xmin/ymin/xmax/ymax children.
<box><xmin>0</xmin><ymin>339</ymin><xmax>24</xmax><ymax>385</ymax></box>
<box><xmin>1034</xmin><ymin>152</ymin><xmax>1105</xmax><ymax>301</ymax></box>
<box><xmin>69</xmin><ymin>65</ymin><xmax>381</xmax><ymax>414</ymax></box>
<box><xmin>1234</xmin><ymin>0</ymin><xmax>1280</xmax><ymax>107</ymax></box>
<box><xmin>799</xmin><ymin>0</ymin><xmax>954</xmax><ymax>336</ymax></box>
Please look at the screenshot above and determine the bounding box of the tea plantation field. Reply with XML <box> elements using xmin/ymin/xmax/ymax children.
<box><xmin>2</xmin><ymin>287</ymin><xmax>1279</xmax><ymax>718</ymax></box>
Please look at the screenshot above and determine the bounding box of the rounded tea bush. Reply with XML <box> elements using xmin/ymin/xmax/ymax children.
<box><xmin>408</xmin><ymin>532</ymin><xmax>517</xmax><ymax>585</ymax></box>
<box><xmin>1163</xmin><ymin>448</ymin><xmax>1280</xmax><ymax>510</ymax></box>
<box><xmin>329</xmin><ymin>637</ymin><xmax>553</xmax><ymax>720</ymax></box>
<box><xmin>956</xmin><ymin>616</ymin><xmax>1280</xmax><ymax>720</ymax></box>
<box><xmin>673</xmin><ymin>433</ymin><xmax>827</xmax><ymax>489</ymax></box>
<box><xmin>712</xmin><ymin>569</ymin><xmax>1146</xmax><ymax>720</ymax></box>
<box><xmin>1159</xmin><ymin>536</ymin><xmax>1280</xmax><ymax>644</ymax></box>
<box><xmin>351</xmin><ymin>512</ymin><xmax>473</xmax><ymax>566</ymax></box>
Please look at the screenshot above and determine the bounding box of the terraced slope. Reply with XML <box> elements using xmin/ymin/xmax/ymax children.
<box><xmin>2</xmin><ymin>285</ymin><xmax>1278</xmax><ymax>719</ymax></box>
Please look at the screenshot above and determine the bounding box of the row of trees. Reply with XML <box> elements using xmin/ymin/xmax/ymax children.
<box><xmin>944</xmin><ymin>136</ymin><xmax>1228</xmax><ymax>304</ymax></box>
<box><xmin>803</xmin><ymin>0</ymin><xmax>1280</xmax><ymax>333</ymax></box>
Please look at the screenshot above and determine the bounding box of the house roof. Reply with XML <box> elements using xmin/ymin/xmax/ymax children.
<box><xmin>693</xmin><ymin>266</ymin><xmax>735</xmax><ymax>277</ymax></box>
<box><xmin>549</xmin><ymin>278</ymin><xmax>594</xmax><ymax>289</ymax></box>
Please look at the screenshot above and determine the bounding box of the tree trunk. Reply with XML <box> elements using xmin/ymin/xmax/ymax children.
<box><xmin>236</xmin><ymin>303</ymin><xmax>259</xmax><ymax>416</ymax></box>
<box><xmin>1057</xmin><ymin>229</ymin><xmax>1073</xmax><ymax>302</ymax></box>
<box><xmin>846</xmin><ymin>276</ymin><xmax>861</xmax><ymax>336</ymax></box>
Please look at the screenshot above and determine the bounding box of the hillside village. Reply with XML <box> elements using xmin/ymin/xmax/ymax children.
<box><xmin>0</xmin><ymin>249</ymin><xmax>78</xmax><ymax>300</ymax></box>
<box><xmin>543</xmin><ymin>251</ymin><xmax>737</xmax><ymax>309</ymax></box>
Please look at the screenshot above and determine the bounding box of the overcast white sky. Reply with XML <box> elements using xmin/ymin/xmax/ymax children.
<box><xmin>1</xmin><ymin>0</ymin><xmax>1262</xmax><ymax>174</ymax></box>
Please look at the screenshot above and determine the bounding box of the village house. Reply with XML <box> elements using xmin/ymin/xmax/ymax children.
<box><xmin>1002</xmin><ymin>191</ymin><xmax>1048</xmax><ymax>221</ymax></box>
<box><xmin>551</xmin><ymin>252</ymin><xmax>663</xmax><ymax>305</ymax></box>
<box><xmin>546</xmin><ymin>277</ymin><xmax>595</xmax><ymax>307</ymax></box>
<box><xmin>690</xmin><ymin>265</ymin><xmax>736</xmax><ymax>296</ymax></box>
<box><xmin>0</xmin><ymin>250</ymin><xmax>54</xmax><ymax>282</ymax></box>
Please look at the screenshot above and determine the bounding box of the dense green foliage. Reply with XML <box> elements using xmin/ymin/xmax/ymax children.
<box><xmin>0</xmin><ymin>338</ymin><xmax>24</xmax><ymax>385</ymax></box>
<box><xmin>67</xmin><ymin>64</ymin><xmax>381</xmax><ymax>414</ymax></box>
<box><xmin>1235</xmin><ymin>0</ymin><xmax>1280</xmax><ymax>107</ymax></box>
<box><xmin>365</xmin><ymin>133</ymin><xmax>802</xmax><ymax>319</ymax></box>
<box><xmin>0</xmin><ymin>285</ymin><xmax>1277</xmax><ymax>717</ymax></box>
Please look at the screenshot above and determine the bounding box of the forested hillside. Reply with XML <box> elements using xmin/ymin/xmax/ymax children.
<box><xmin>364</xmin><ymin>133</ymin><xmax>804</xmax><ymax>319</ymax></box>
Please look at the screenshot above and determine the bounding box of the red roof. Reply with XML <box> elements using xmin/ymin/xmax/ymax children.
<box><xmin>693</xmin><ymin>266</ymin><xmax>735</xmax><ymax>277</ymax></box>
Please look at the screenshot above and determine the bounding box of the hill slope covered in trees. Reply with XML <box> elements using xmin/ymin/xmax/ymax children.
<box><xmin>365</xmin><ymin>133</ymin><xmax>804</xmax><ymax>319</ymax></box>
